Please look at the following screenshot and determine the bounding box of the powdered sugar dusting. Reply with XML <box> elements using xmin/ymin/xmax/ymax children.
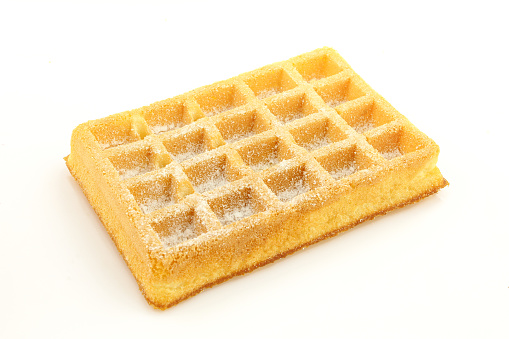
<box><xmin>354</xmin><ymin>121</ymin><xmax>375</xmax><ymax>133</ymax></box>
<box><xmin>280</xmin><ymin>111</ymin><xmax>304</xmax><ymax>124</ymax></box>
<box><xmin>250</xmin><ymin>153</ymin><xmax>280</xmax><ymax>171</ymax></box>
<box><xmin>327</xmin><ymin>98</ymin><xmax>347</xmax><ymax>107</ymax></box>
<box><xmin>140</xmin><ymin>195</ymin><xmax>173</xmax><ymax>214</ymax></box>
<box><xmin>277</xmin><ymin>178</ymin><xmax>310</xmax><ymax>202</ymax></box>
<box><xmin>219</xmin><ymin>204</ymin><xmax>255</xmax><ymax>225</ymax></box>
<box><xmin>304</xmin><ymin>135</ymin><xmax>329</xmax><ymax>151</ymax></box>
<box><xmin>381</xmin><ymin>148</ymin><xmax>403</xmax><ymax>160</ymax></box>
<box><xmin>118</xmin><ymin>164</ymin><xmax>152</xmax><ymax>180</ymax></box>
<box><xmin>194</xmin><ymin>169</ymin><xmax>228</xmax><ymax>193</ymax></box>
<box><xmin>99</xmin><ymin>137</ymin><xmax>129</xmax><ymax>149</ymax></box>
<box><xmin>150</xmin><ymin>122</ymin><xmax>182</xmax><ymax>134</ymax></box>
<box><xmin>171</xmin><ymin>145</ymin><xmax>204</xmax><ymax>163</ymax></box>
<box><xmin>308</xmin><ymin>74</ymin><xmax>325</xmax><ymax>82</ymax></box>
<box><xmin>331</xmin><ymin>163</ymin><xmax>357</xmax><ymax>180</ymax></box>
<box><xmin>206</xmin><ymin>103</ymin><xmax>234</xmax><ymax>117</ymax></box>
<box><xmin>277</xmin><ymin>159</ymin><xmax>293</xmax><ymax>170</ymax></box>
<box><xmin>161</xmin><ymin>222</ymin><xmax>199</xmax><ymax>247</ymax></box>
<box><xmin>227</xmin><ymin>130</ymin><xmax>255</xmax><ymax>143</ymax></box>
<box><xmin>257</xmin><ymin>89</ymin><xmax>279</xmax><ymax>99</ymax></box>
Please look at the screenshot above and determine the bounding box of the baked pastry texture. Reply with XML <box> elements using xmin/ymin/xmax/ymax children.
<box><xmin>65</xmin><ymin>47</ymin><xmax>448</xmax><ymax>309</ymax></box>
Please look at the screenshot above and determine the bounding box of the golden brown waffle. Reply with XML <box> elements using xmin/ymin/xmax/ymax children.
<box><xmin>66</xmin><ymin>47</ymin><xmax>448</xmax><ymax>309</ymax></box>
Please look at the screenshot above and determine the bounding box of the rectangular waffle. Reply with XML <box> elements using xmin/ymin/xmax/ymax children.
<box><xmin>65</xmin><ymin>47</ymin><xmax>448</xmax><ymax>309</ymax></box>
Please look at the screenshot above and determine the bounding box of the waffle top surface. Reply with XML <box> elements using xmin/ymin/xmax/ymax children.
<box><xmin>74</xmin><ymin>47</ymin><xmax>437</xmax><ymax>253</ymax></box>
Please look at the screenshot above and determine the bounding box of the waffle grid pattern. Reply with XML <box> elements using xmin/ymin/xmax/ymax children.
<box><xmin>83</xmin><ymin>48</ymin><xmax>434</xmax><ymax>250</ymax></box>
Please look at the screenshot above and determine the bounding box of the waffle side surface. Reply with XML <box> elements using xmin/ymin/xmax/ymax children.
<box><xmin>66</xmin><ymin>47</ymin><xmax>448</xmax><ymax>309</ymax></box>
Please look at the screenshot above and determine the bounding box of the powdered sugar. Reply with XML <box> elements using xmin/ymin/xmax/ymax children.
<box><xmin>307</xmin><ymin>74</ymin><xmax>325</xmax><ymax>82</ymax></box>
<box><xmin>277</xmin><ymin>178</ymin><xmax>310</xmax><ymax>202</ymax></box>
<box><xmin>139</xmin><ymin>195</ymin><xmax>173</xmax><ymax>214</ymax></box>
<box><xmin>304</xmin><ymin>135</ymin><xmax>329</xmax><ymax>151</ymax></box>
<box><xmin>171</xmin><ymin>145</ymin><xmax>204</xmax><ymax>163</ymax></box>
<box><xmin>257</xmin><ymin>89</ymin><xmax>279</xmax><ymax>99</ymax></box>
<box><xmin>194</xmin><ymin>169</ymin><xmax>228</xmax><ymax>193</ymax></box>
<box><xmin>118</xmin><ymin>164</ymin><xmax>152</xmax><ymax>180</ymax></box>
<box><xmin>250</xmin><ymin>153</ymin><xmax>280</xmax><ymax>171</ymax></box>
<box><xmin>280</xmin><ymin>111</ymin><xmax>304</xmax><ymax>124</ymax></box>
<box><xmin>327</xmin><ymin>98</ymin><xmax>347</xmax><ymax>107</ymax></box>
<box><xmin>354</xmin><ymin>121</ymin><xmax>375</xmax><ymax>133</ymax></box>
<box><xmin>206</xmin><ymin>103</ymin><xmax>234</xmax><ymax>117</ymax></box>
<box><xmin>226</xmin><ymin>130</ymin><xmax>255</xmax><ymax>144</ymax></box>
<box><xmin>99</xmin><ymin>137</ymin><xmax>129</xmax><ymax>149</ymax></box>
<box><xmin>150</xmin><ymin>122</ymin><xmax>182</xmax><ymax>134</ymax></box>
<box><xmin>160</xmin><ymin>222</ymin><xmax>198</xmax><ymax>247</ymax></box>
<box><xmin>331</xmin><ymin>163</ymin><xmax>357</xmax><ymax>180</ymax></box>
<box><xmin>219</xmin><ymin>204</ymin><xmax>255</xmax><ymax>225</ymax></box>
<box><xmin>381</xmin><ymin>148</ymin><xmax>403</xmax><ymax>160</ymax></box>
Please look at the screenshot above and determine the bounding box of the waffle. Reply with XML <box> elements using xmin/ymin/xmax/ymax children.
<box><xmin>65</xmin><ymin>47</ymin><xmax>448</xmax><ymax>309</ymax></box>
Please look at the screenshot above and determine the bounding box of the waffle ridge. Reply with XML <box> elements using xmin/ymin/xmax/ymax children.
<box><xmin>66</xmin><ymin>47</ymin><xmax>448</xmax><ymax>309</ymax></box>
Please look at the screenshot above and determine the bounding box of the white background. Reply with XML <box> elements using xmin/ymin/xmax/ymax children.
<box><xmin>1</xmin><ymin>1</ymin><xmax>508</xmax><ymax>338</ymax></box>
